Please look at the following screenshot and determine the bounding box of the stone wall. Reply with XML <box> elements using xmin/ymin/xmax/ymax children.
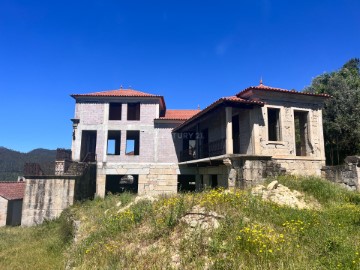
<box><xmin>0</xmin><ymin>196</ymin><xmax>7</xmax><ymax>226</ymax></box>
<box><xmin>249</xmin><ymin>92</ymin><xmax>326</xmax><ymax>161</ymax></box>
<box><xmin>231</xmin><ymin>157</ymin><xmax>285</xmax><ymax>188</ymax></box>
<box><xmin>22</xmin><ymin>178</ymin><xmax>75</xmax><ymax>226</ymax></box>
<box><xmin>96</xmin><ymin>163</ymin><xmax>197</xmax><ymax>196</ymax></box>
<box><xmin>273</xmin><ymin>158</ymin><xmax>324</xmax><ymax>177</ymax></box>
<box><xmin>22</xmin><ymin>164</ymin><xmax>96</xmax><ymax>226</ymax></box>
<box><xmin>321</xmin><ymin>156</ymin><xmax>360</xmax><ymax>191</ymax></box>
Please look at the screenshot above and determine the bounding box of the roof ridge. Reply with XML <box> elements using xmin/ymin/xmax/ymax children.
<box><xmin>236</xmin><ymin>84</ymin><xmax>331</xmax><ymax>98</ymax></box>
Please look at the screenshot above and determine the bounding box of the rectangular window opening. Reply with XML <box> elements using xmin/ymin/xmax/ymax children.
<box><xmin>294</xmin><ymin>111</ymin><xmax>310</xmax><ymax>156</ymax></box>
<box><xmin>106</xmin><ymin>175</ymin><xmax>138</xmax><ymax>194</ymax></box>
<box><xmin>80</xmin><ymin>130</ymin><xmax>97</xmax><ymax>162</ymax></box>
<box><xmin>177</xmin><ymin>175</ymin><xmax>196</xmax><ymax>192</ymax></box>
<box><xmin>126</xmin><ymin>130</ymin><xmax>140</xmax><ymax>155</ymax></box>
<box><xmin>107</xmin><ymin>131</ymin><xmax>121</xmax><ymax>155</ymax></box>
<box><xmin>268</xmin><ymin>108</ymin><xmax>281</xmax><ymax>141</ymax></box>
<box><xmin>109</xmin><ymin>103</ymin><xmax>122</xmax><ymax>120</ymax></box>
<box><xmin>127</xmin><ymin>103</ymin><xmax>140</xmax><ymax>121</ymax></box>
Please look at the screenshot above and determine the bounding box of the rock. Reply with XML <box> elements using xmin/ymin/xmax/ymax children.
<box><xmin>116</xmin><ymin>201</ymin><xmax>122</xmax><ymax>207</ymax></box>
<box><xmin>267</xmin><ymin>180</ymin><xmax>279</xmax><ymax>190</ymax></box>
<box><xmin>251</xmin><ymin>185</ymin><xmax>266</xmax><ymax>196</ymax></box>
<box><xmin>252</xmin><ymin>183</ymin><xmax>320</xmax><ymax>210</ymax></box>
<box><xmin>180</xmin><ymin>205</ymin><xmax>223</xmax><ymax>230</ymax></box>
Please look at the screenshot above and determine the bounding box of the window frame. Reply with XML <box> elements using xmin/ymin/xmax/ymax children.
<box><xmin>109</xmin><ymin>103</ymin><xmax>122</xmax><ymax>121</ymax></box>
<box><xmin>267</xmin><ymin>107</ymin><xmax>282</xmax><ymax>142</ymax></box>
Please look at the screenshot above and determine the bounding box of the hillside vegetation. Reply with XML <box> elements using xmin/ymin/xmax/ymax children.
<box><xmin>0</xmin><ymin>147</ymin><xmax>56</xmax><ymax>181</ymax></box>
<box><xmin>1</xmin><ymin>176</ymin><xmax>360</xmax><ymax>269</ymax></box>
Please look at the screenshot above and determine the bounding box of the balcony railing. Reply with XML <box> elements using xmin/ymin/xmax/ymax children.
<box><xmin>180</xmin><ymin>138</ymin><xmax>225</xmax><ymax>162</ymax></box>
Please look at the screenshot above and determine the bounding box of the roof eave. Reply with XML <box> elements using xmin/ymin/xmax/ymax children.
<box><xmin>70</xmin><ymin>94</ymin><xmax>166</xmax><ymax>110</ymax></box>
<box><xmin>172</xmin><ymin>98</ymin><xmax>263</xmax><ymax>133</ymax></box>
<box><xmin>237</xmin><ymin>87</ymin><xmax>332</xmax><ymax>99</ymax></box>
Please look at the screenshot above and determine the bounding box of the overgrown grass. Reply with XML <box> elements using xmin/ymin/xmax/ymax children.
<box><xmin>0</xmin><ymin>217</ymin><xmax>69</xmax><ymax>269</ymax></box>
<box><xmin>1</xmin><ymin>175</ymin><xmax>360</xmax><ymax>269</ymax></box>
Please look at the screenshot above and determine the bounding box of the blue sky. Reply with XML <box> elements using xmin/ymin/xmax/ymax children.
<box><xmin>0</xmin><ymin>0</ymin><xmax>359</xmax><ymax>152</ymax></box>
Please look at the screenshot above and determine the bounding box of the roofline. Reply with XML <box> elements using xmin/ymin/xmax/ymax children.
<box><xmin>172</xmin><ymin>97</ymin><xmax>263</xmax><ymax>132</ymax></box>
<box><xmin>70</xmin><ymin>94</ymin><xmax>167</xmax><ymax>111</ymax></box>
<box><xmin>154</xmin><ymin>119</ymin><xmax>186</xmax><ymax>123</ymax></box>
<box><xmin>237</xmin><ymin>86</ymin><xmax>332</xmax><ymax>98</ymax></box>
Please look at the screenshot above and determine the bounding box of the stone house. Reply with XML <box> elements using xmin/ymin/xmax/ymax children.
<box><xmin>70</xmin><ymin>81</ymin><xmax>330</xmax><ymax>196</ymax></box>
<box><xmin>0</xmin><ymin>181</ymin><xmax>25</xmax><ymax>226</ymax></box>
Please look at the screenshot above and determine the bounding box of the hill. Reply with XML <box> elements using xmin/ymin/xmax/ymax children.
<box><xmin>0</xmin><ymin>147</ymin><xmax>56</xmax><ymax>181</ymax></box>
<box><xmin>0</xmin><ymin>175</ymin><xmax>360</xmax><ymax>269</ymax></box>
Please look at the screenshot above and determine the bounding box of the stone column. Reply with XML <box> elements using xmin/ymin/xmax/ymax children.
<box><xmin>96</xmin><ymin>171</ymin><xmax>106</xmax><ymax>198</ymax></box>
<box><xmin>225</xmin><ymin>107</ymin><xmax>233</xmax><ymax>154</ymax></box>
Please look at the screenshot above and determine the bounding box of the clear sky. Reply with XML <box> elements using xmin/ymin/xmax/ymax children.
<box><xmin>0</xmin><ymin>0</ymin><xmax>359</xmax><ymax>152</ymax></box>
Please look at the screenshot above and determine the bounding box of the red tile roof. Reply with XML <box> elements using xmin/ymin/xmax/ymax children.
<box><xmin>173</xmin><ymin>96</ymin><xmax>264</xmax><ymax>132</ymax></box>
<box><xmin>71</xmin><ymin>88</ymin><xmax>166</xmax><ymax>110</ymax></box>
<box><xmin>71</xmin><ymin>88</ymin><xmax>161</xmax><ymax>97</ymax></box>
<box><xmin>237</xmin><ymin>82</ymin><xmax>331</xmax><ymax>98</ymax></box>
<box><xmin>157</xmin><ymin>109</ymin><xmax>201</xmax><ymax>121</ymax></box>
<box><xmin>0</xmin><ymin>182</ymin><xmax>25</xmax><ymax>200</ymax></box>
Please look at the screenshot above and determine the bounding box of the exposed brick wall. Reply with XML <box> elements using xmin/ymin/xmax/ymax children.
<box><xmin>155</xmin><ymin>123</ymin><xmax>179</xmax><ymax>163</ymax></box>
<box><xmin>76</xmin><ymin>102</ymin><xmax>105</xmax><ymax>125</ymax></box>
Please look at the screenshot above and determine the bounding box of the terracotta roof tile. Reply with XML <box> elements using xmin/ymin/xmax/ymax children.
<box><xmin>173</xmin><ymin>96</ymin><xmax>264</xmax><ymax>132</ymax></box>
<box><xmin>0</xmin><ymin>182</ymin><xmax>25</xmax><ymax>200</ymax></box>
<box><xmin>71</xmin><ymin>89</ymin><xmax>161</xmax><ymax>98</ymax></box>
<box><xmin>237</xmin><ymin>83</ymin><xmax>331</xmax><ymax>98</ymax></box>
<box><xmin>157</xmin><ymin>109</ymin><xmax>201</xmax><ymax>121</ymax></box>
<box><xmin>71</xmin><ymin>88</ymin><xmax>166</xmax><ymax>110</ymax></box>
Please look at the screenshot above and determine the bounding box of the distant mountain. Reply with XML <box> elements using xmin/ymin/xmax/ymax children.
<box><xmin>0</xmin><ymin>147</ymin><xmax>56</xmax><ymax>181</ymax></box>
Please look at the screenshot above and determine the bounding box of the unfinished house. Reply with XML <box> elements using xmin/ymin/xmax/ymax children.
<box><xmin>70</xmin><ymin>88</ymin><xmax>200</xmax><ymax>196</ymax></box>
<box><xmin>70</xmin><ymin>82</ymin><xmax>329</xmax><ymax>196</ymax></box>
<box><xmin>173</xmin><ymin>81</ymin><xmax>330</xmax><ymax>189</ymax></box>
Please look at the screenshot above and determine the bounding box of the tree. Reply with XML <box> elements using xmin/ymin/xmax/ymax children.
<box><xmin>304</xmin><ymin>59</ymin><xmax>360</xmax><ymax>165</ymax></box>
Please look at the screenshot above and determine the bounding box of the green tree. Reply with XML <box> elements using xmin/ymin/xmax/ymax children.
<box><xmin>305</xmin><ymin>58</ymin><xmax>360</xmax><ymax>165</ymax></box>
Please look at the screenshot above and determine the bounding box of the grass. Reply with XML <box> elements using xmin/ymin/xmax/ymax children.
<box><xmin>0</xmin><ymin>218</ymin><xmax>68</xmax><ymax>269</ymax></box>
<box><xmin>1</xmin><ymin>175</ymin><xmax>360</xmax><ymax>269</ymax></box>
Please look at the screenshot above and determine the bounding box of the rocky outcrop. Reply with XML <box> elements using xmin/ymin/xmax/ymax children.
<box><xmin>252</xmin><ymin>180</ymin><xmax>320</xmax><ymax>209</ymax></box>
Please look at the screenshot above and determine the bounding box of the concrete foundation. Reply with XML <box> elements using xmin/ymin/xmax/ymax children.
<box><xmin>22</xmin><ymin>164</ymin><xmax>96</xmax><ymax>226</ymax></box>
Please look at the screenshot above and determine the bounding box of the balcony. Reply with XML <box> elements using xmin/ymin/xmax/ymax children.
<box><xmin>180</xmin><ymin>138</ymin><xmax>225</xmax><ymax>162</ymax></box>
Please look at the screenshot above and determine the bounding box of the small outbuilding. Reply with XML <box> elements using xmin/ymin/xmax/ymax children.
<box><xmin>0</xmin><ymin>181</ymin><xmax>25</xmax><ymax>226</ymax></box>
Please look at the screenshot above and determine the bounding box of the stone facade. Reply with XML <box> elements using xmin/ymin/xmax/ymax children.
<box><xmin>68</xmin><ymin>85</ymin><xmax>329</xmax><ymax>197</ymax></box>
<box><xmin>321</xmin><ymin>156</ymin><xmax>360</xmax><ymax>191</ymax></box>
<box><xmin>249</xmin><ymin>94</ymin><xmax>326</xmax><ymax>173</ymax></box>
